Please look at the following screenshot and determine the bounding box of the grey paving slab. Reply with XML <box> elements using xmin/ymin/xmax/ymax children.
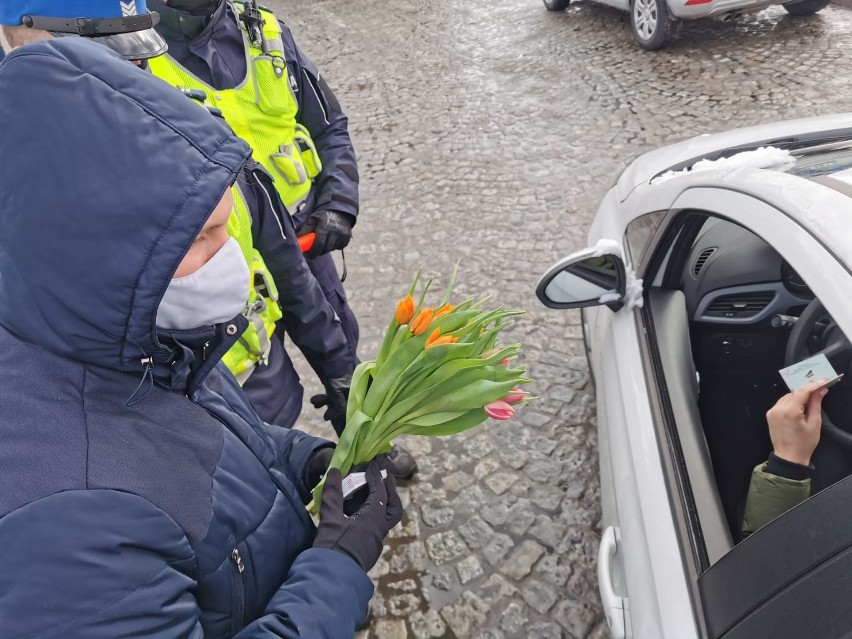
<box><xmin>261</xmin><ymin>0</ymin><xmax>852</xmax><ymax>635</ymax></box>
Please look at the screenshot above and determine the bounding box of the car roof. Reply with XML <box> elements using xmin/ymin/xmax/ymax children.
<box><xmin>616</xmin><ymin>113</ymin><xmax>852</xmax><ymax>203</ymax></box>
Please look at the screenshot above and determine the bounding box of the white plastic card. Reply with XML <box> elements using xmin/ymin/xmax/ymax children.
<box><xmin>779</xmin><ymin>353</ymin><xmax>843</xmax><ymax>392</ymax></box>
<box><xmin>341</xmin><ymin>469</ymin><xmax>388</xmax><ymax>499</ymax></box>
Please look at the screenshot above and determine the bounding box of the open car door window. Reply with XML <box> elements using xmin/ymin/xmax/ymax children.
<box><xmin>648</xmin><ymin>188</ymin><xmax>852</xmax><ymax>638</ymax></box>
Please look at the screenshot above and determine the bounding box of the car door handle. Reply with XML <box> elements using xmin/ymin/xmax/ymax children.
<box><xmin>598</xmin><ymin>525</ymin><xmax>627</xmax><ymax>639</ymax></box>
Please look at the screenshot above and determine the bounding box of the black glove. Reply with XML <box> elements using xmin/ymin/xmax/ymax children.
<box><xmin>307</xmin><ymin>446</ymin><xmax>335</xmax><ymax>489</ymax></box>
<box><xmin>311</xmin><ymin>375</ymin><xmax>351</xmax><ymax>436</ymax></box>
<box><xmin>313</xmin><ymin>460</ymin><xmax>404</xmax><ymax>571</ymax></box>
<box><xmin>299</xmin><ymin>210</ymin><xmax>353</xmax><ymax>258</ymax></box>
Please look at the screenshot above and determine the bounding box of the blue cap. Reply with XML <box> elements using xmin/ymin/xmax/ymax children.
<box><xmin>0</xmin><ymin>0</ymin><xmax>152</xmax><ymax>25</ymax></box>
<box><xmin>0</xmin><ymin>1</ymin><xmax>167</xmax><ymax>60</ymax></box>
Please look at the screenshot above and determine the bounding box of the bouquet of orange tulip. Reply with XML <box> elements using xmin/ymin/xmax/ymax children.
<box><xmin>308</xmin><ymin>267</ymin><xmax>533</xmax><ymax>513</ymax></box>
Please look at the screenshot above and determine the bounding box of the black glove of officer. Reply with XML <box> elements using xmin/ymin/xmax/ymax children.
<box><xmin>313</xmin><ymin>459</ymin><xmax>404</xmax><ymax>571</ymax></box>
<box><xmin>311</xmin><ymin>375</ymin><xmax>351</xmax><ymax>436</ymax></box>
<box><xmin>299</xmin><ymin>210</ymin><xmax>354</xmax><ymax>258</ymax></box>
<box><xmin>307</xmin><ymin>446</ymin><xmax>335</xmax><ymax>489</ymax></box>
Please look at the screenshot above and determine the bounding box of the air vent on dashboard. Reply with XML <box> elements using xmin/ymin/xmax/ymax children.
<box><xmin>692</xmin><ymin>247</ymin><xmax>717</xmax><ymax>278</ymax></box>
<box><xmin>704</xmin><ymin>291</ymin><xmax>776</xmax><ymax>319</ymax></box>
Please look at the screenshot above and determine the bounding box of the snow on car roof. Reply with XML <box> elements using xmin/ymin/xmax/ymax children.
<box><xmin>615</xmin><ymin>114</ymin><xmax>852</xmax><ymax>202</ymax></box>
<box><xmin>650</xmin><ymin>146</ymin><xmax>796</xmax><ymax>185</ymax></box>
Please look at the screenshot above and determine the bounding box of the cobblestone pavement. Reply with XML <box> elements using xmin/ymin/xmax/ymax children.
<box><xmin>264</xmin><ymin>1</ymin><xmax>852</xmax><ymax>636</ymax></box>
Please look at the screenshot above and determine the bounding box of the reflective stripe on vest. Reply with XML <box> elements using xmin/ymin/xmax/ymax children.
<box><xmin>220</xmin><ymin>183</ymin><xmax>283</xmax><ymax>383</ymax></box>
<box><xmin>148</xmin><ymin>1</ymin><xmax>322</xmax><ymax>214</ymax></box>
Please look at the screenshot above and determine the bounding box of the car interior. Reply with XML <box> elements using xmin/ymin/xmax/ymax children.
<box><xmin>644</xmin><ymin>212</ymin><xmax>852</xmax><ymax>559</ymax></box>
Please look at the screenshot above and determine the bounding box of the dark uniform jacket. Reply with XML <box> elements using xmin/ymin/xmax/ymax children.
<box><xmin>237</xmin><ymin>164</ymin><xmax>352</xmax><ymax>421</ymax></box>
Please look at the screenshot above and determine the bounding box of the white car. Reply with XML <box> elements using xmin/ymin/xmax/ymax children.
<box><xmin>537</xmin><ymin>114</ymin><xmax>852</xmax><ymax>639</ymax></box>
<box><xmin>543</xmin><ymin>0</ymin><xmax>828</xmax><ymax>50</ymax></box>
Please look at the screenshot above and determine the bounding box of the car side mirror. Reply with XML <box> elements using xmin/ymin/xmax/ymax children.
<box><xmin>536</xmin><ymin>248</ymin><xmax>626</xmax><ymax>311</ymax></box>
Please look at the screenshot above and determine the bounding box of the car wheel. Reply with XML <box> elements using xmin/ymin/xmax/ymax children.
<box><xmin>783</xmin><ymin>0</ymin><xmax>829</xmax><ymax>15</ymax></box>
<box><xmin>543</xmin><ymin>0</ymin><xmax>571</xmax><ymax>11</ymax></box>
<box><xmin>630</xmin><ymin>0</ymin><xmax>678</xmax><ymax>50</ymax></box>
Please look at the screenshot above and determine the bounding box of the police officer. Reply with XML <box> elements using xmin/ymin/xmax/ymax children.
<box><xmin>147</xmin><ymin>0</ymin><xmax>418</xmax><ymax>478</ymax></box>
<box><xmin>0</xmin><ymin>1</ymin><xmax>358</xmax><ymax>445</ymax></box>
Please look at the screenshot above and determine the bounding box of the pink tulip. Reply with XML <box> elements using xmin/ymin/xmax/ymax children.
<box><xmin>503</xmin><ymin>388</ymin><xmax>527</xmax><ymax>405</ymax></box>
<box><xmin>499</xmin><ymin>358</ymin><xmax>512</xmax><ymax>367</ymax></box>
<box><xmin>485</xmin><ymin>400</ymin><xmax>514</xmax><ymax>421</ymax></box>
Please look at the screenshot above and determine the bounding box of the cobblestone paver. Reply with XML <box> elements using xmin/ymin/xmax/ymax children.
<box><xmin>265</xmin><ymin>0</ymin><xmax>852</xmax><ymax>635</ymax></box>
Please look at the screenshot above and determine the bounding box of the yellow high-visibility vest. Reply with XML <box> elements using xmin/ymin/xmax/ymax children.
<box><xmin>220</xmin><ymin>183</ymin><xmax>283</xmax><ymax>383</ymax></box>
<box><xmin>149</xmin><ymin>1</ymin><xmax>322</xmax><ymax>214</ymax></box>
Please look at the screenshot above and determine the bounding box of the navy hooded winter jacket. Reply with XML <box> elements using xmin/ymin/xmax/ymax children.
<box><xmin>0</xmin><ymin>39</ymin><xmax>372</xmax><ymax>638</ymax></box>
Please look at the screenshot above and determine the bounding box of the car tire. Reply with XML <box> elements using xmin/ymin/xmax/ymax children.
<box><xmin>630</xmin><ymin>0</ymin><xmax>679</xmax><ymax>50</ymax></box>
<box><xmin>543</xmin><ymin>0</ymin><xmax>571</xmax><ymax>11</ymax></box>
<box><xmin>783</xmin><ymin>0</ymin><xmax>829</xmax><ymax>15</ymax></box>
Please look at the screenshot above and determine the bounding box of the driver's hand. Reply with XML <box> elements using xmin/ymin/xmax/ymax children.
<box><xmin>766</xmin><ymin>381</ymin><xmax>830</xmax><ymax>466</ymax></box>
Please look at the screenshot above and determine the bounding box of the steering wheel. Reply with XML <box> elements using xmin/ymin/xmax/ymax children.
<box><xmin>785</xmin><ymin>298</ymin><xmax>852</xmax><ymax>451</ymax></box>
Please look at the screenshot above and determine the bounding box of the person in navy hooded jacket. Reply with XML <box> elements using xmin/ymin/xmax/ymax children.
<box><xmin>0</xmin><ymin>0</ymin><xmax>362</xmax><ymax>440</ymax></box>
<box><xmin>0</xmin><ymin>37</ymin><xmax>401</xmax><ymax>638</ymax></box>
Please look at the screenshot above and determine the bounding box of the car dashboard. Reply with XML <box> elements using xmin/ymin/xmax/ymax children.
<box><xmin>682</xmin><ymin>218</ymin><xmax>814</xmax><ymax>326</ymax></box>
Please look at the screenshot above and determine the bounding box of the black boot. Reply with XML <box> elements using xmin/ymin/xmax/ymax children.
<box><xmin>387</xmin><ymin>445</ymin><xmax>417</xmax><ymax>480</ymax></box>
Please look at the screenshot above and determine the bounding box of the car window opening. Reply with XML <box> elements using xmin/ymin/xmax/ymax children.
<box><xmin>640</xmin><ymin>212</ymin><xmax>852</xmax><ymax>554</ymax></box>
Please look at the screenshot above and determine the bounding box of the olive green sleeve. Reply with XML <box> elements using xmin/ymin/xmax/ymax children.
<box><xmin>741</xmin><ymin>462</ymin><xmax>811</xmax><ymax>536</ymax></box>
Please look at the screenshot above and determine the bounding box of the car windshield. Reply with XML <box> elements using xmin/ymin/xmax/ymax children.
<box><xmin>787</xmin><ymin>139</ymin><xmax>852</xmax><ymax>177</ymax></box>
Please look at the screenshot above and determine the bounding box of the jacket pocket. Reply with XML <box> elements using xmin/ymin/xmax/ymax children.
<box><xmin>292</xmin><ymin>124</ymin><xmax>323</xmax><ymax>179</ymax></box>
<box><xmin>270</xmin><ymin>145</ymin><xmax>308</xmax><ymax>186</ymax></box>
<box><xmin>251</xmin><ymin>55</ymin><xmax>296</xmax><ymax>117</ymax></box>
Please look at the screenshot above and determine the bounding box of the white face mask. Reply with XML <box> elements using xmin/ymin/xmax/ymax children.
<box><xmin>156</xmin><ymin>237</ymin><xmax>250</xmax><ymax>330</ymax></box>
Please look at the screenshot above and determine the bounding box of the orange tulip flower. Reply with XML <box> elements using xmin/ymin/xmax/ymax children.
<box><xmin>425</xmin><ymin>328</ymin><xmax>459</xmax><ymax>349</ymax></box>
<box><xmin>425</xmin><ymin>328</ymin><xmax>442</xmax><ymax>347</ymax></box>
<box><xmin>435</xmin><ymin>303</ymin><xmax>455</xmax><ymax>319</ymax></box>
<box><xmin>410</xmin><ymin>308</ymin><xmax>434</xmax><ymax>336</ymax></box>
<box><xmin>395</xmin><ymin>295</ymin><xmax>415</xmax><ymax>325</ymax></box>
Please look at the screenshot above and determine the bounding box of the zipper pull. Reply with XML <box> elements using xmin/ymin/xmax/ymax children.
<box><xmin>126</xmin><ymin>355</ymin><xmax>154</xmax><ymax>406</ymax></box>
<box><xmin>231</xmin><ymin>548</ymin><xmax>245</xmax><ymax>574</ymax></box>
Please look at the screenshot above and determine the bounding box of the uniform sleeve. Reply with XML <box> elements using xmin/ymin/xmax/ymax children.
<box><xmin>0</xmin><ymin>490</ymin><xmax>371</xmax><ymax>639</ymax></box>
<box><xmin>238</xmin><ymin>167</ymin><xmax>353</xmax><ymax>381</ymax></box>
<box><xmin>741</xmin><ymin>462</ymin><xmax>811</xmax><ymax>536</ymax></box>
<box><xmin>280</xmin><ymin>21</ymin><xmax>360</xmax><ymax>221</ymax></box>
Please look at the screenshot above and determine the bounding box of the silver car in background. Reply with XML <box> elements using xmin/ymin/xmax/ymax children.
<box><xmin>543</xmin><ymin>0</ymin><xmax>828</xmax><ymax>49</ymax></box>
